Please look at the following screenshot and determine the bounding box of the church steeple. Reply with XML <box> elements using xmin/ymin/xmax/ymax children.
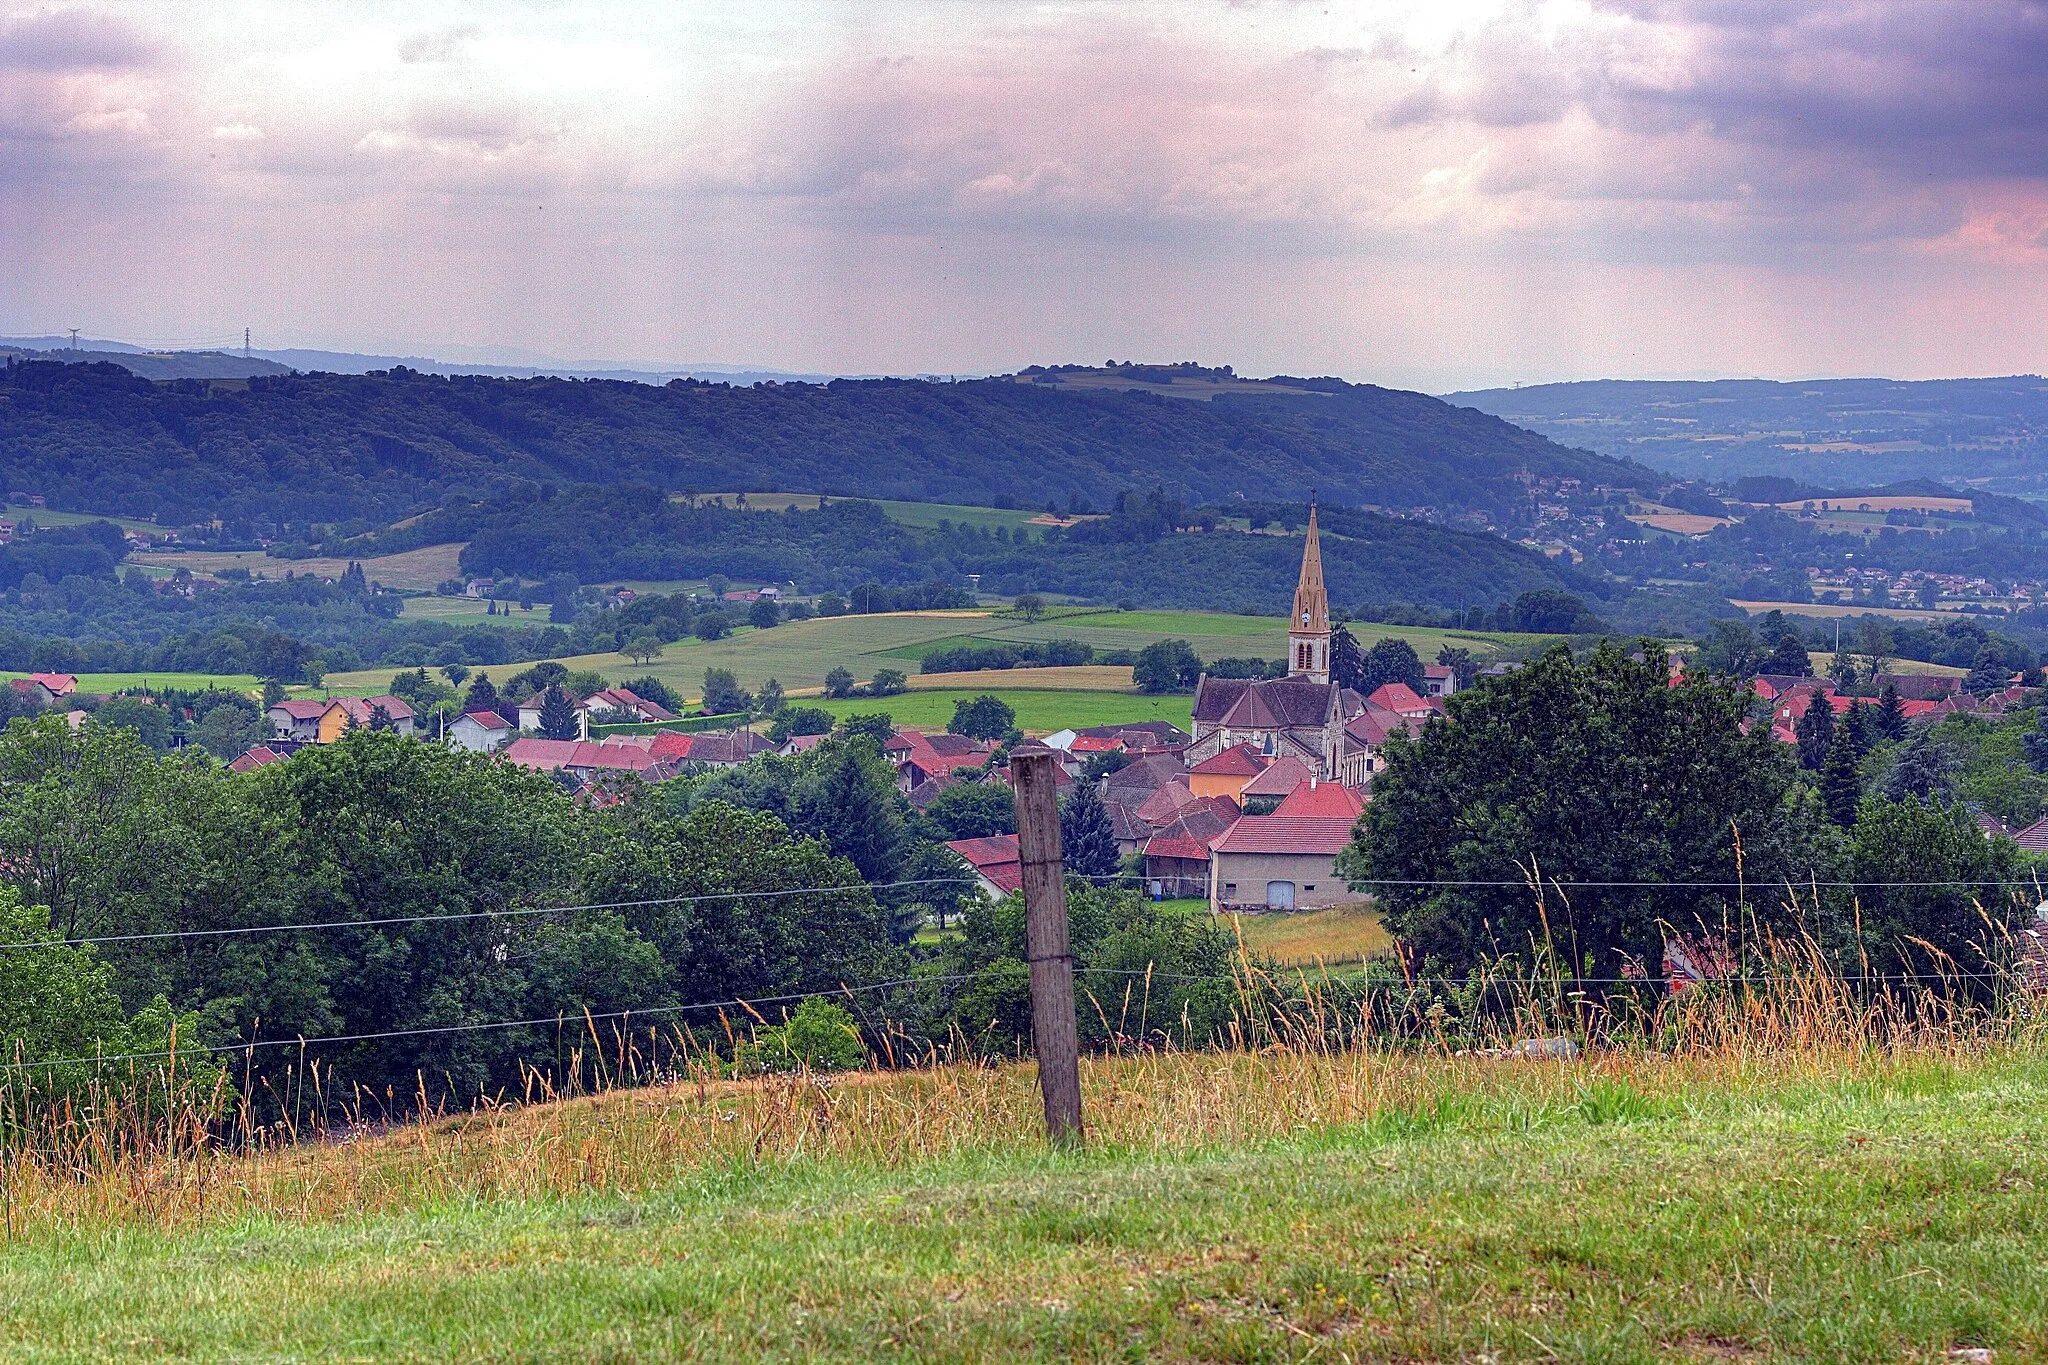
<box><xmin>1289</xmin><ymin>499</ymin><xmax>1330</xmax><ymax>683</ymax></box>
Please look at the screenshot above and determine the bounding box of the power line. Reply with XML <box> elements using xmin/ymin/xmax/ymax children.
<box><xmin>5</xmin><ymin>962</ymin><xmax>2019</xmax><ymax>1075</ymax></box>
<box><xmin>0</xmin><ymin>972</ymin><xmax>975</xmax><ymax>1074</ymax></box>
<box><xmin>6</xmin><ymin>871</ymin><xmax>2044</xmax><ymax>955</ymax></box>
<box><xmin>0</xmin><ymin>877</ymin><xmax>983</xmax><ymax>953</ymax></box>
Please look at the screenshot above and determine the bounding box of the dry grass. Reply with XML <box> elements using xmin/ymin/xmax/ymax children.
<box><xmin>3</xmin><ymin>942</ymin><xmax>2036</xmax><ymax>1242</ymax></box>
<box><xmin>1227</xmin><ymin>905</ymin><xmax>1391</xmax><ymax>966</ymax></box>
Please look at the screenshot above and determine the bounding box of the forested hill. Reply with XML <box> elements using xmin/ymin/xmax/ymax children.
<box><xmin>0</xmin><ymin>359</ymin><xmax>1648</xmax><ymax>530</ymax></box>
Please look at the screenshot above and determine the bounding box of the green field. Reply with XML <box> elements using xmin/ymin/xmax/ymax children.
<box><xmin>314</xmin><ymin>608</ymin><xmax>1540</xmax><ymax>707</ymax></box>
<box><xmin>6</xmin><ymin>506</ymin><xmax>161</xmax><ymax>535</ymax></box>
<box><xmin>701</xmin><ymin>492</ymin><xmax>1054</xmax><ymax>537</ymax></box>
<box><xmin>10</xmin><ymin>1048</ymin><xmax>2047</xmax><ymax>1359</ymax></box>
<box><xmin>1</xmin><ymin>670</ymin><xmax>262</xmax><ymax>695</ymax></box>
<box><xmin>811</xmin><ymin>688</ymin><xmax>1194</xmax><ymax>734</ymax></box>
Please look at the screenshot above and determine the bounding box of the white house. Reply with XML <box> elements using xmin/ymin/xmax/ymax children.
<box><xmin>448</xmin><ymin>709</ymin><xmax>513</xmax><ymax>753</ymax></box>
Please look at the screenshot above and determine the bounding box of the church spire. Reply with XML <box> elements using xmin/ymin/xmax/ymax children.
<box><xmin>1289</xmin><ymin>499</ymin><xmax>1330</xmax><ymax>682</ymax></box>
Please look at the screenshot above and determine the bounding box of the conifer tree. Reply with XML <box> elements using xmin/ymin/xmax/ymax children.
<box><xmin>463</xmin><ymin>673</ymin><xmax>499</xmax><ymax>715</ymax></box>
<box><xmin>537</xmin><ymin>685</ymin><xmax>579</xmax><ymax>741</ymax></box>
<box><xmin>1059</xmin><ymin>781</ymin><xmax>1121</xmax><ymax>881</ymax></box>
<box><xmin>1794</xmin><ymin>694</ymin><xmax>1834</xmax><ymax>770</ymax></box>
<box><xmin>1820</xmin><ymin>728</ymin><xmax>1863</xmax><ymax>827</ymax></box>
<box><xmin>1875</xmin><ymin>683</ymin><xmax>1907</xmax><ymax>742</ymax></box>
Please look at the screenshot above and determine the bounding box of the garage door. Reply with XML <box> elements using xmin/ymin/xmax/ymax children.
<box><xmin>1265</xmin><ymin>880</ymin><xmax>1295</xmax><ymax>910</ymax></box>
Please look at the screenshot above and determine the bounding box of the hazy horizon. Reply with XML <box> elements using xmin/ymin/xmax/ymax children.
<box><xmin>6</xmin><ymin>1</ymin><xmax>2047</xmax><ymax>392</ymax></box>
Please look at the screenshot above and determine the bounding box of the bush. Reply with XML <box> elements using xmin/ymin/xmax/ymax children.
<box><xmin>742</xmin><ymin>997</ymin><xmax>866</xmax><ymax>1072</ymax></box>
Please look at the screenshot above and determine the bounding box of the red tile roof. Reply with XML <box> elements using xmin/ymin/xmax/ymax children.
<box><xmin>1209</xmin><ymin>816</ymin><xmax>1355</xmax><ymax>856</ymax></box>
<box><xmin>27</xmin><ymin>672</ymin><xmax>76</xmax><ymax>696</ymax></box>
<box><xmin>1143</xmin><ymin>805</ymin><xmax>1240</xmax><ymax>863</ymax></box>
<box><xmin>1191</xmin><ymin>744</ymin><xmax>1268</xmax><ymax>777</ymax></box>
<box><xmin>1273</xmin><ymin>781</ymin><xmax>1365</xmax><ymax>819</ymax></box>
<box><xmin>328</xmin><ymin>694</ymin><xmax>417</xmax><ymax>726</ymax></box>
<box><xmin>946</xmin><ymin>834</ymin><xmax>1022</xmax><ymax>893</ymax></box>
<box><xmin>1238</xmin><ymin>755</ymin><xmax>1313</xmax><ymax>799</ymax></box>
<box><xmin>1134</xmin><ymin>779</ymin><xmax>1202</xmax><ymax>827</ymax></box>
<box><xmin>228</xmin><ymin>745</ymin><xmax>286</xmax><ymax>773</ymax></box>
<box><xmin>1365</xmin><ymin>682</ymin><xmax>1435</xmax><ymax>715</ymax></box>
<box><xmin>459</xmin><ymin>709</ymin><xmax>511</xmax><ymax>731</ymax></box>
<box><xmin>269</xmin><ymin>699</ymin><xmax>328</xmax><ymax>720</ymax></box>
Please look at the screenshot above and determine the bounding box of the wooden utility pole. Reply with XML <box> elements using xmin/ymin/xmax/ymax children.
<box><xmin>1011</xmin><ymin>750</ymin><xmax>1083</xmax><ymax>1143</ymax></box>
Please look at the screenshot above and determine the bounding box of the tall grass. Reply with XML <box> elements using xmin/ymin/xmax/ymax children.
<box><xmin>3</xmin><ymin>909</ymin><xmax>2043</xmax><ymax>1240</ymax></box>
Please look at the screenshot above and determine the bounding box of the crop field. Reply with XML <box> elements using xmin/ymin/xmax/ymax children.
<box><xmin>1149</xmin><ymin>899</ymin><xmax>1389</xmax><ymax>967</ymax></box>
<box><xmin>394</xmin><ymin>596</ymin><xmax>550</xmax><ymax>628</ymax></box>
<box><xmin>696</xmin><ymin>492</ymin><xmax>1053</xmax><ymax>536</ymax></box>
<box><xmin>1734</xmin><ymin>599</ymin><xmax>2005</xmax><ymax>625</ymax></box>
<box><xmin>128</xmin><ymin>543</ymin><xmax>466</xmax><ymax>592</ymax></box>
<box><xmin>811</xmin><ymin>688</ymin><xmax>1196</xmax><ymax>734</ymax></box>
<box><xmin>10</xmin><ymin>1043</ymin><xmax>2048</xmax><ymax>1360</ymax></box>
<box><xmin>1</xmin><ymin>670</ymin><xmax>263</xmax><ymax>695</ymax></box>
<box><xmin>7</xmin><ymin>506</ymin><xmax>161</xmax><ymax>535</ymax></box>
<box><xmin>315</xmin><ymin>609</ymin><xmax>1537</xmax><ymax>709</ymax></box>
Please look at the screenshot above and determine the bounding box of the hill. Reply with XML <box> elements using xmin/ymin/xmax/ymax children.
<box><xmin>0</xmin><ymin>358</ymin><xmax>1649</xmax><ymax>531</ymax></box>
<box><xmin>448</xmin><ymin>488</ymin><xmax>1593</xmax><ymax>613</ymax></box>
<box><xmin>1449</xmin><ymin>376</ymin><xmax>2048</xmax><ymax>491</ymax></box>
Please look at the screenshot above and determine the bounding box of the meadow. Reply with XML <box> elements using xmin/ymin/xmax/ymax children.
<box><xmin>128</xmin><ymin>543</ymin><xmax>465</xmax><ymax>592</ymax></box>
<box><xmin>811</xmin><ymin>687</ymin><xmax>1197</xmax><ymax>734</ymax></box>
<box><xmin>312</xmin><ymin>609</ymin><xmax>1539</xmax><ymax>710</ymax></box>
<box><xmin>1</xmin><ymin>670</ymin><xmax>262</xmax><ymax>695</ymax></box>
<box><xmin>6</xmin><ymin>1038</ymin><xmax>2046</xmax><ymax>1359</ymax></box>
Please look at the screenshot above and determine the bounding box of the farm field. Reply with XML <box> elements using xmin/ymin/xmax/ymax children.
<box><xmin>314</xmin><ymin>609</ymin><xmax>1538</xmax><ymax>707</ymax></box>
<box><xmin>812</xmin><ymin>688</ymin><xmax>1195</xmax><ymax>734</ymax></box>
<box><xmin>128</xmin><ymin>543</ymin><xmax>465</xmax><ymax>591</ymax></box>
<box><xmin>7</xmin><ymin>506</ymin><xmax>161</xmax><ymax>535</ymax></box>
<box><xmin>0</xmin><ymin>670</ymin><xmax>262</xmax><ymax>695</ymax></box>
<box><xmin>1810</xmin><ymin>653</ymin><xmax>1969</xmax><ymax>678</ymax></box>
<box><xmin>1151</xmin><ymin>899</ymin><xmax>1389</xmax><ymax>967</ymax></box>
<box><xmin>10</xmin><ymin>1047</ymin><xmax>2048</xmax><ymax>1360</ymax></box>
<box><xmin>696</xmin><ymin>492</ymin><xmax>1057</xmax><ymax>536</ymax></box>
<box><xmin>1732</xmin><ymin>599</ymin><xmax>1997</xmax><ymax>624</ymax></box>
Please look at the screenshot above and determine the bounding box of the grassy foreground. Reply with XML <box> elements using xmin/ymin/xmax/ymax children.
<box><xmin>7</xmin><ymin>1044</ymin><xmax>2048</xmax><ymax>1360</ymax></box>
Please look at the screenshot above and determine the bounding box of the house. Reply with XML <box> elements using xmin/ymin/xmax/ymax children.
<box><xmin>946</xmin><ymin>834</ymin><xmax>1023</xmax><ymax>898</ymax></box>
<box><xmin>1336</xmin><ymin>703</ymin><xmax>1426</xmax><ymax>786</ymax></box>
<box><xmin>582</xmin><ymin>687</ymin><xmax>677</xmax><ymax>723</ymax></box>
<box><xmin>1188</xmin><ymin>743</ymin><xmax>1270</xmax><ymax>801</ymax></box>
<box><xmin>1273</xmin><ymin>779</ymin><xmax>1366</xmax><ymax>820</ymax></box>
<box><xmin>2010</xmin><ymin>816</ymin><xmax>2048</xmax><ymax>853</ymax></box>
<box><xmin>516</xmin><ymin>693</ymin><xmax>587</xmax><ymax>737</ymax></box>
<box><xmin>501</xmin><ymin>735</ymin><xmax>663</xmax><ymax>778</ymax></box>
<box><xmin>448</xmin><ymin>709</ymin><xmax>513</xmax><ymax>753</ymax></box>
<box><xmin>1207</xmin><ymin>816</ymin><xmax>1362</xmax><ymax>911</ymax></box>
<box><xmin>1185</xmin><ymin>505</ymin><xmax>1365</xmax><ymax>778</ymax></box>
<box><xmin>1077</xmin><ymin>721</ymin><xmax>1190</xmax><ymax>751</ymax></box>
<box><xmin>1752</xmin><ymin>674</ymin><xmax>1829</xmax><ymax>702</ymax></box>
<box><xmin>28</xmin><ymin>672</ymin><xmax>76</xmax><ymax>699</ymax></box>
<box><xmin>267</xmin><ymin>698</ymin><xmax>328</xmax><ymax>742</ymax></box>
<box><xmin>8</xmin><ymin>677</ymin><xmax>58</xmax><ymax>708</ymax></box>
<box><xmin>1420</xmin><ymin>663</ymin><xmax>1458</xmax><ymax>698</ymax></box>
<box><xmin>778</xmin><ymin>732</ymin><xmax>829</xmax><ymax>757</ymax></box>
<box><xmin>316</xmin><ymin>695</ymin><xmax>416</xmax><ymax>742</ymax></box>
<box><xmin>465</xmin><ymin>579</ymin><xmax>496</xmax><ymax>598</ymax></box>
<box><xmin>1237</xmin><ymin>755</ymin><xmax>1313</xmax><ymax>806</ymax></box>
<box><xmin>681</xmin><ymin>729</ymin><xmax>775</xmax><ymax>766</ymax></box>
<box><xmin>1364</xmin><ymin>682</ymin><xmax>1440</xmax><ymax>720</ymax></box>
<box><xmin>888</xmin><ymin>729</ymin><xmax>995</xmax><ymax>790</ymax></box>
<box><xmin>228</xmin><ymin>745</ymin><xmax>287</xmax><ymax>773</ymax></box>
<box><xmin>1875</xmin><ymin>673</ymin><xmax>1960</xmax><ymax>702</ymax></box>
<box><xmin>1143</xmin><ymin>804</ymin><xmax>1241</xmax><ymax>900</ymax></box>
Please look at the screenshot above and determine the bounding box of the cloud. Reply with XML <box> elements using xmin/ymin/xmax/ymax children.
<box><xmin>0</xmin><ymin>7</ymin><xmax>157</xmax><ymax>72</ymax></box>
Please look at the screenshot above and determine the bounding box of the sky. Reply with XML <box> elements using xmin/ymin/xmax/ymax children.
<box><xmin>2</xmin><ymin>0</ymin><xmax>2046</xmax><ymax>391</ymax></box>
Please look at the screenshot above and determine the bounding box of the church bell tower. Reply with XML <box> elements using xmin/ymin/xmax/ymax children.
<box><xmin>1289</xmin><ymin>500</ymin><xmax>1330</xmax><ymax>683</ymax></box>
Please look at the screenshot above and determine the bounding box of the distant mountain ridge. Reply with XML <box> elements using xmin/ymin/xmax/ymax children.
<box><xmin>1448</xmin><ymin>376</ymin><xmax>2048</xmax><ymax>492</ymax></box>
<box><xmin>0</xmin><ymin>359</ymin><xmax>1651</xmax><ymax>530</ymax></box>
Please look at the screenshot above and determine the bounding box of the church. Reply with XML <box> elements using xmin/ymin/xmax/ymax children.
<box><xmin>1183</xmin><ymin>505</ymin><xmax>1367</xmax><ymax>780</ymax></box>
